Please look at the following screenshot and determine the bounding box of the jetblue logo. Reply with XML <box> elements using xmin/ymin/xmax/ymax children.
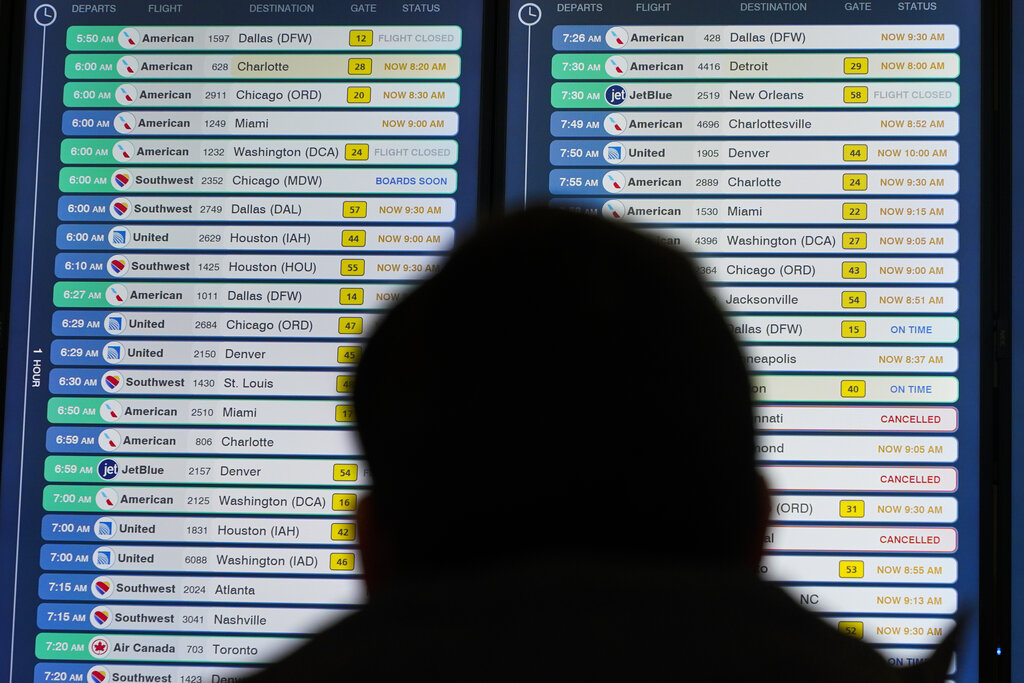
<box><xmin>97</xmin><ymin>459</ymin><xmax>119</xmax><ymax>480</ymax></box>
<box><xmin>604</xmin><ymin>85</ymin><xmax>627</xmax><ymax>105</ymax></box>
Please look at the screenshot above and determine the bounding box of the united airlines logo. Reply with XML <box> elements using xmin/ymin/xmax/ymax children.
<box><xmin>107</xmin><ymin>228</ymin><xmax>129</xmax><ymax>247</ymax></box>
<box><xmin>94</xmin><ymin>517</ymin><xmax>116</xmax><ymax>540</ymax></box>
<box><xmin>92</xmin><ymin>546</ymin><xmax>114</xmax><ymax>570</ymax></box>
<box><xmin>104</xmin><ymin>313</ymin><xmax>125</xmax><ymax>334</ymax></box>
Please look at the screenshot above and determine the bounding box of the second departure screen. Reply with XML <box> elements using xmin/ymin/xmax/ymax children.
<box><xmin>505</xmin><ymin>2</ymin><xmax>980</xmax><ymax>680</ymax></box>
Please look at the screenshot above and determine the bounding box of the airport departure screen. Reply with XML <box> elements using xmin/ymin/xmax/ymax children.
<box><xmin>505</xmin><ymin>2</ymin><xmax>981</xmax><ymax>680</ymax></box>
<box><xmin>0</xmin><ymin>2</ymin><xmax>485</xmax><ymax>680</ymax></box>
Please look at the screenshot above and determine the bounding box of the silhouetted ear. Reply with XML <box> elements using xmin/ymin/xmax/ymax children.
<box><xmin>747</xmin><ymin>473</ymin><xmax>770</xmax><ymax>570</ymax></box>
<box><xmin>898</xmin><ymin>623</ymin><xmax>959</xmax><ymax>682</ymax></box>
<box><xmin>355</xmin><ymin>494</ymin><xmax>392</xmax><ymax>597</ymax></box>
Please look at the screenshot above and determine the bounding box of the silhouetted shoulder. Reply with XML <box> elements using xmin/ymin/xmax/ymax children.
<box><xmin>245</xmin><ymin>559</ymin><xmax>949</xmax><ymax>683</ymax></box>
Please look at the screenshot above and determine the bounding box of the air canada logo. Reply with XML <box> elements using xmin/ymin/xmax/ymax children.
<box><xmin>89</xmin><ymin>635</ymin><xmax>110</xmax><ymax>657</ymax></box>
<box><xmin>604</xmin><ymin>84</ymin><xmax>627</xmax><ymax>106</ymax></box>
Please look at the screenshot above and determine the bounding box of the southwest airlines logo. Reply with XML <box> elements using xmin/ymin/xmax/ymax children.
<box><xmin>91</xmin><ymin>577</ymin><xmax>114</xmax><ymax>599</ymax></box>
<box><xmin>102</xmin><ymin>371</ymin><xmax>123</xmax><ymax>392</ymax></box>
<box><xmin>90</xmin><ymin>607</ymin><xmax>112</xmax><ymax>629</ymax></box>
<box><xmin>110</xmin><ymin>198</ymin><xmax>132</xmax><ymax>219</ymax></box>
<box><xmin>106</xmin><ymin>256</ymin><xmax>128</xmax><ymax>277</ymax></box>
<box><xmin>111</xmin><ymin>170</ymin><xmax>132</xmax><ymax>189</ymax></box>
<box><xmin>88</xmin><ymin>666</ymin><xmax>110</xmax><ymax>683</ymax></box>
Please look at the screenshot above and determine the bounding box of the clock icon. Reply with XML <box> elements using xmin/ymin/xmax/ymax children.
<box><xmin>518</xmin><ymin>3</ymin><xmax>541</xmax><ymax>27</ymax></box>
<box><xmin>34</xmin><ymin>4</ymin><xmax>56</xmax><ymax>26</ymax></box>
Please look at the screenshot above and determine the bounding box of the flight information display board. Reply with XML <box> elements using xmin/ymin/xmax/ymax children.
<box><xmin>505</xmin><ymin>2</ymin><xmax>981</xmax><ymax>679</ymax></box>
<box><xmin>1011</xmin><ymin>0</ymin><xmax>1023</xmax><ymax>676</ymax></box>
<box><xmin>0</xmin><ymin>1</ymin><xmax>485</xmax><ymax>680</ymax></box>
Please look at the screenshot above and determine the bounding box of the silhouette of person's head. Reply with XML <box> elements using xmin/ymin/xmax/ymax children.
<box><xmin>354</xmin><ymin>208</ymin><xmax>766</xmax><ymax>587</ymax></box>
